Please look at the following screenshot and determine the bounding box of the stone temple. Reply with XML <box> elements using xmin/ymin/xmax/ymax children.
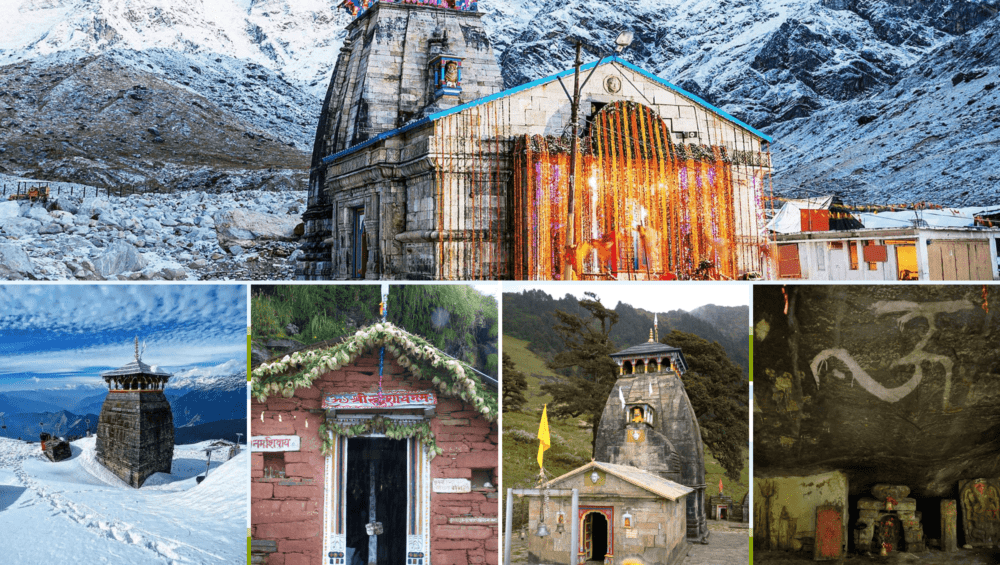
<box><xmin>298</xmin><ymin>0</ymin><xmax>773</xmax><ymax>280</ymax></box>
<box><xmin>525</xmin><ymin>327</ymin><xmax>709</xmax><ymax>564</ymax></box>
<box><xmin>596</xmin><ymin>330</ymin><xmax>709</xmax><ymax>543</ymax></box>
<box><xmin>96</xmin><ymin>338</ymin><xmax>174</xmax><ymax>488</ymax></box>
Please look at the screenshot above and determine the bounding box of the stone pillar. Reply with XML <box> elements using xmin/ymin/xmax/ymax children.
<box><xmin>941</xmin><ymin>499</ymin><xmax>958</xmax><ymax>552</ymax></box>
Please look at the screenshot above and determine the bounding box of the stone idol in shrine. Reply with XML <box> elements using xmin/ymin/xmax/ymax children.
<box><xmin>855</xmin><ymin>485</ymin><xmax>925</xmax><ymax>555</ymax></box>
<box><xmin>959</xmin><ymin>478</ymin><xmax>1000</xmax><ymax>548</ymax></box>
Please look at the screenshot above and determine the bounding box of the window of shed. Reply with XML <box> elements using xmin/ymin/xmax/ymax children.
<box><xmin>471</xmin><ymin>468</ymin><xmax>495</xmax><ymax>490</ymax></box>
<box><xmin>263</xmin><ymin>452</ymin><xmax>286</xmax><ymax>479</ymax></box>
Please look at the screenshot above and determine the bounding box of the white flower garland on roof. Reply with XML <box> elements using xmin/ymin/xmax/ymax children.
<box><xmin>250</xmin><ymin>322</ymin><xmax>498</xmax><ymax>422</ymax></box>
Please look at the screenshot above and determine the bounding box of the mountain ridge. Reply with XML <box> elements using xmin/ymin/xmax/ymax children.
<box><xmin>502</xmin><ymin>289</ymin><xmax>748</xmax><ymax>376</ymax></box>
<box><xmin>2</xmin><ymin>0</ymin><xmax>996</xmax><ymax>204</ymax></box>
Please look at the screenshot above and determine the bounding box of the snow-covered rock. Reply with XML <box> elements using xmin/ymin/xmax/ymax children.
<box><xmin>0</xmin><ymin>201</ymin><xmax>19</xmax><ymax>219</ymax></box>
<box><xmin>93</xmin><ymin>241</ymin><xmax>147</xmax><ymax>276</ymax></box>
<box><xmin>0</xmin><ymin>243</ymin><xmax>36</xmax><ymax>278</ymax></box>
<box><xmin>78</xmin><ymin>197</ymin><xmax>110</xmax><ymax>220</ymax></box>
<box><xmin>24</xmin><ymin>206</ymin><xmax>51</xmax><ymax>223</ymax></box>
<box><xmin>0</xmin><ymin>216</ymin><xmax>42</xmax><ymax>237</ymax></box>
<box><xmin>213</xmin><ymin>208</ymin><xmax>301</xmax><ymax>251</ymax></box>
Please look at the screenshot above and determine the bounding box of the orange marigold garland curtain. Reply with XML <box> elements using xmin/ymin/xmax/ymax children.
<box><xmin>510</xmin><ymin>101</ymin><xmax>766</xmax><ymax>280</ymax></box>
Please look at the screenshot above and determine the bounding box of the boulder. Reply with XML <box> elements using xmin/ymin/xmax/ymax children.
<box><xmin>51</xmin><ymin>210</ymin><xmax>75</xmax><ymax>227</ymax></box>
<box><xmin>24</xmin><ymin>206</ymin><xmax>51</xmax><ymax>223</ymax></box>
<box><xmin>93</xmin><ymin>241</ymin><xmax>147</xmax><ymax>277</ymax></box>
<box><xmin>285</xmin><ymin>323</ymin><xmax>300</xmax><ymax>336</ymax></box>
<box><xmin>39</xmin><ymin>433</ymin><xmax>71</xmax><ymax>462</ymax></box>
<box><xmin>213</xmin><ymin>209</ymin><xmax>300</xmax><ymax>251</ymax></box>
<box><xmin>0</xmin><ymin>200</ymin><xmax>19</xmax><ymax>219</ymax></box>
<box><xmin>161</xmin><ymin>267</ymin><xmax>187</xmax><ymax>280</ymax></box>
<box><xmin>53</xmin><ymin>196</ymin><xmax>81</xmax><ymax>214</ymax></box>
<box><xmin>66</xmin><ymin>260</ymin><xmax>104</xmax><ymax>281</ymax></box>
<box><xmin>38</xmin><ymin>223</ymin><xmax>62</xmax><ymax>234</ymax></box>
<box><xmin>78</xmin><ymin>197</ymin><xmax>109</xmax><ymax>219</ymax></box>
<box><xmin>0</xmin><ymin>217</ymin><xmax>41</xmax><ymax>237</ymax></box>
<box><xmin>251</xmin><ymin>340</ymin><xmax>271</xmax><ymax>366</ymax></box>
<box><xmin>0</xmin><ymin>243</ymin><xmax>36</xmax><ymax>277</ymax></box>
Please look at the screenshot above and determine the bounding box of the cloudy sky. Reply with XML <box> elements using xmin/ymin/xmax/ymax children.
<box><xmin>0</xmin><ymin>285</ymin><xmax>246</xmax><ymax>391</ymax></box>
<box><xmin>502</xmin><ymin>282</ymin><xmax>750</xmax><ymax>313</ymax></box>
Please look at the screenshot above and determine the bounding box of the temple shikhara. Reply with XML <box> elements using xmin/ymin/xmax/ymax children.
<box><xmin>96</xmin><ymin>337</ymin><xmax>175</xmax><ymax>488</ymax></box>
<box><xmin>297</xmin><ymin>0</ymin><xmax>773</xmax><ymax>280</ymax></box>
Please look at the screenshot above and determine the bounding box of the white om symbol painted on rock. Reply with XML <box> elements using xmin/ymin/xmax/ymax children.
<box><xmin>809</xmin><ymin>299</ymin><xmax>973</xmax><ymax>409</ymax></box>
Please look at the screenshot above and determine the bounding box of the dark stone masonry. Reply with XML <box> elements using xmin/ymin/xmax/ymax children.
<box><xmin>96</xmin><ymin>338</ymin><xmax>174</xmax><ymax>488</ymax></box>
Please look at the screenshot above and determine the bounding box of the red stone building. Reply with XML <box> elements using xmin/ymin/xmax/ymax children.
<box><xmin>251</xmin><ymin>323</ymin><xmax>499</xmax><ymax>565</ymax></box>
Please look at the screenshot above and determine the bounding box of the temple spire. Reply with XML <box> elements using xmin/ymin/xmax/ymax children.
<box><xmin>134</xmin><ymin>336</ymin><xmax>140</xmax><ymax>361</ymax></box>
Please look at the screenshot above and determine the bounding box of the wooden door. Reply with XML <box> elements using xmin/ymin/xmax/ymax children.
<box><xmin>814</xmin><ymin>505</ymin><xmax>843</xmax><ymax>560</ymax></box>
<box><xmin>777</xmin><ymin>244</ymin><xmax>801</xmax><ymax>278</ymax></box>
<box><xmin>928</xmin><ymin>240</ymin><xmax>993</xmax><ymax>280</ymax></box>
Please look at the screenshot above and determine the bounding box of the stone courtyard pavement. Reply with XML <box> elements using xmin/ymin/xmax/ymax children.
<box><xmin>684</xmin><ymin>530</ymin><xmax>750</xmax><ymax>565</ymax></box>
<box><xmin>754</xmin><ymin>547</ymin><xmax>1000</xmax><ymax>564</ymax></box>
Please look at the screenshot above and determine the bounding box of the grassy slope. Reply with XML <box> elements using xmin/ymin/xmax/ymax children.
<box><xmin>502</xmin><ymin>335</ymin><xmax>748</xmax><ymax>528</ymax></box>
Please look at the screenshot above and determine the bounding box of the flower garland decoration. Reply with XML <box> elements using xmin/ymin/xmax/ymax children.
<box><xmin>251</xmin><ymin>322</ymin><xmax>498</xmax><ymax>458</ymax></box>
<box><xmin>318</xmin><ymin>416</ymin><xmax>440</xmax><ymax>458</ymax></box>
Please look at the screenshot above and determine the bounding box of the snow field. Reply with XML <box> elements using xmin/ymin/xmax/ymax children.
<box><xmin>0</xmin><ymin>436</ymin><xmax>247</xmax><ymax>564</ymax></box>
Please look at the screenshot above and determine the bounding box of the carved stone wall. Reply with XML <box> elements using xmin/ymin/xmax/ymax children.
<box><xmin>594</xmin><ymin>371</ymin><xmax>708</xmax><ymax>542</ymax></box>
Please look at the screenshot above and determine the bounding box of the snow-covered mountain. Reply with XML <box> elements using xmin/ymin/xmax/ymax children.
<box><xmin>169</xmin><ymin>363</ymin><xmax>246</xmax><ymax>391</ymax></box>
<box><xmin>2</xmin><ymin>0</ymin><xmax>349</xmax><ymax>98</ymax></box>
<box><xmin>2</xmin><ymin>0</ymin><xmax>997</xmax><ymax>204</ymax></box>
<box><xmin>770</xmin><ymin>13</ymin><xmax>1000</xmax><ymax>204</ymax></box>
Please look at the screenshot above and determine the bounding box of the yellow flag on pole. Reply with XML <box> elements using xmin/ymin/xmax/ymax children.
<box><xmin>537</xmin><ymin>404</ymin><xmax>551</xmax><ymax>470</ymax></box>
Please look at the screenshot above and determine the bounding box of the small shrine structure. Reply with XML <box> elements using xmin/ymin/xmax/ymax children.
<box><xmin>520</xmin><ymin>323</ymin><xmax>710</xmax><ymax>565</ymax></box>
<box><xmin>855</xmin><ymin>484</ymin><xmax>926</xmax><ymax>554</ymax></box>
<box><xmin>525</xmin><ymin>461</ymin><xmax>692</xmax><ymax>565</ymax></box>
<box><xmin>250</xmin><ymin>322</ymin><xmax>499</xmax><ymax>565</ymax></box>
<box><xmin>96</xmin><ymin>337</ymin><xmax>174</xmax><ymax>488</ymax></box>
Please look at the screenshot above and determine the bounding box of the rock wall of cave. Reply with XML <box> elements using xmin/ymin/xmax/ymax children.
<box><xmin>754</xmin><ymin>285</ymin><xmax>1000</xmax><ymax>500</ymax></box>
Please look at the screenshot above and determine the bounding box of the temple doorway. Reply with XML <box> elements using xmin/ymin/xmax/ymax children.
<box><xmin>346</xmin><ymin>437</ymin><xmax>407</xmax><ymax>564</ymax></box>
<box><xmin>582</xmin><ymin>510</ymin><xmax>610</xmax><ymax>563</ymax></box>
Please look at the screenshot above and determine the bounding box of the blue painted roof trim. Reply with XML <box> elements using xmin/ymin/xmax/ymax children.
<box><xmin>320</xmin><ymin>57</ymin><xmax>771</xmax><ymax>166</ymax></box>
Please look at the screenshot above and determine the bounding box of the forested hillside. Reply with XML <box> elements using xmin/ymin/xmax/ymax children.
<box><xmin>502</xmin><ymin>290</ymin><xmax>747</xmax><ymax>375</ymax></box>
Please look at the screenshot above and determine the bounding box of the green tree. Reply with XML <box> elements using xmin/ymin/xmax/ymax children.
<box><xmin>502</xmin><ymin>352</ymin><xmax>528</xmax><ymax>413</ymax></box>
<box><xmin>663</xmin><ymin>329</ymin><xmax>749</xmax><ymax>483</ymax></box>
<box><xmin>540</xmin><ymin>293</ymin><xmax>620</xmax><ymax>451</ymax></box>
